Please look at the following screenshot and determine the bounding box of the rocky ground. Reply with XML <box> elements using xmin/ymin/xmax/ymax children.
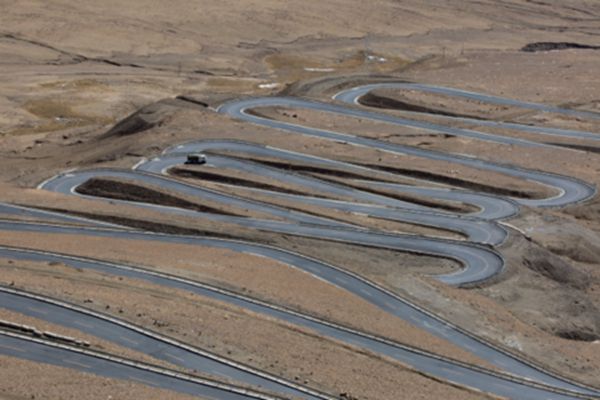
<box><xmin>1</xmin><ymin>1</ymin><xmax>600</xmax><ymax>399</ymax></box>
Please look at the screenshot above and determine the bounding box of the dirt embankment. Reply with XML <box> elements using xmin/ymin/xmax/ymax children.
<box><xmin>545</xmin><ymin>142</ymin><xmax>600</xmax><ymax>154</ymax></box>
<box><xmin>493</xmin><ymin>221</ymin><xmax>600</xmax><ymax>345</ymax></box>
<box><xmin>356</xmin><ymin>163</ymin><xmax>538</xmax><ymax>199</ymax></box>
<box><xmin>210</xmin><ymin>152</ymin><xmax>477</xmax><ymax>213</ymax></box>
<box><xmin>74</xmin><ymin>175</ymin><xmax>460</xmax><ymax>236</ymax></box>
<box><xmin>170</xmin><ymin>167</ymin><xmax>311</xmax><ymax>197</ymax></box>
<box><xmin>521</xmin><ymin>42</ymin><xmax>600</xmax><ymax>52</ymax></box>
<box><xmin>565</xmin><ymin>197</ymin><xmax>600</xmax><ymax>235</ymax></box>
<box><xmin>359</xmin><ymin>91</ymin><xmax>482</xmax><ymax>119</ymax></box>
<box><xmin>360</xmin><ymin>88</ymin><xmax>525</xmax><ymax>121</ymax></box>
<box><xmin>249</xmin><ymin>105</ymin><xmax>559</xmax><ymax>199</ymax></box>
<box><xmin>76</xmin><ymin>178</ymin><xmax>240</xmax><ymax>216</ymax></box>
<box><xmin>100</xmin><ymin>101</ymin><xmax>174</xmax><ymax>138</ymax></box>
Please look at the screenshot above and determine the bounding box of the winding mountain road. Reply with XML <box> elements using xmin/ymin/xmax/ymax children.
<box><xmin>1</xmin><ymin>83</ymin><xmax>599</xmax><ymax>399</ymax></box>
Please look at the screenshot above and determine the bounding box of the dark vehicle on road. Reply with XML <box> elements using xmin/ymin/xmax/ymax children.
<box><xmin>185</xmin><ymin>153</ymin><xmax>206</xmax><ymax>165</ymax></box>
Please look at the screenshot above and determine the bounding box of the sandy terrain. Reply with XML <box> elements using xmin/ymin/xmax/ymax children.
<box><xmin>1</xmin><ymin>1</ymin><xmax>600</xmax><ymax>398</ymax></box>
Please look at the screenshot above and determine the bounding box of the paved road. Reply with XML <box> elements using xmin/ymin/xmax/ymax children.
<box><xmin>217</xmin><ymin>96</ymin><xmax>595</xmax><ymax>208</ymax></box>
<box><xmin>164</xmin><ymin>140</ymin><xmax>521</xmax><ymax>221</ymax></box>
<box><xmin>1</xmin><ymin>83</ymin><xmax>599</xmax><ymax>399</ymax></box>
<box><xmin>0</xmin><ymin>285</ymin><xmax>329</xmax><ymax>400</ymax></box>
<box><xmin>0</xmin><ymin>330</ymin><xmax>281</xmax><ymax>400</ymax></box>
<box><xmin>41</xmin><ymin>168</ymin><xmax>505</xmax><ymax>285</ymax></box>
<box><xmin>145</xmin><ymin>143</ymin><xmax>512</xmax><ymax>242</ymax></box>
<box><xmin>0</xmin><ymin>202</ymin><xmax>122</xmax><ymax>228</ymax></box>
<box><xmin>0</xmin><ymin>241</ymin><xmax>595</xmax><ymax>400</ymax></box>
<box><xmin>0</xmin><ymin>219</ymin><xmax>597</xmax><ymax>399</ymax></box>
<box><xmin>335</xmin><ymin>83</ymin><xmax>600</xmax><ymax>125</ymax></box>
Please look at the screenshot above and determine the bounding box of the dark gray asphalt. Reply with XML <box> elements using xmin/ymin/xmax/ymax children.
<box><xmin>0</xmin><ymin>223</ymin><xmax>597</xmax><ymax>399</ymax></box>
<box><xmin>0</xmin><ymin>330</ymin><xmax>280</xmax><ymax>400</ymax></box>
<box><xmin>0</xmin><ymin>285</ymin><xmax>589</xmax><ymax>400</ymax></box>
<box><xmin>141</xmin><ymin>147</ymin><xmax>510</xmax><ymax>244</ymax></box>
<box><xmin>0</xmin><ymin>286</ymin><xmax>327</xmax><ymax>400</ymax></box>
<box><xmin>217</xmin><ymin>96</ymin><xmax>595</xmax><ymax>207</ymax></box>
<box><xmin>334</xmin><ymin>83</ymin><xmax>600</xmax><ymax>124</ymax></box>
<box><xmin>1</xmin><ymin>83</ymin><xmax>598</xmax><ymax>399</ymax></box>
<box><xmin>40</xmin><ymin>168</ymin><xmax>505</xmax><ymax>285</ymax></box>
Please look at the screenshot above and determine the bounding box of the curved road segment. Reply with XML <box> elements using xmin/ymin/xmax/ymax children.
<box><xmin>335</xmin><ymin>83</ymin><xmax>600</xmax><ymax>124</ymax></box>
<box><xmin>0</xmin><ymin>83</ymin><xmax>599</xmax><ymax>399</ymax></box>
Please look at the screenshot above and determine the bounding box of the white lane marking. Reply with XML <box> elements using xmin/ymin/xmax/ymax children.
<box><xmin>73</xmin><ymin>320</ymin><xmax>94</xmax><ymax>329</ymax></box>
<box><xmin>130</xmin><ymin>376</ymin><xmax>156</xmax><ymax>387</ymax></box>
<box><xmin>131</xmin><ymin>158</ymin><xmax>148</xmax><ymax>170</ymax></box>
<box><xmin>119</xmin><ymin>335</ymin><xmax>139</xmax><ymax>346</ymax></box>
<box><xmin>334</xmin><ymin>276</ymin><xmax>350</xmax><ymax>285</ymax></box>
<box><xmin>165</xmin><ymin>352</ymin><xmax>185</xmax><ymax>363</ymax></box>
<box><xmin>27</xmin><ymin>306</ymin><xmax>48</xmax><ymax>315</ymax></box>
<box><xmin>0</xmin><ymin>343</ymin><xmax>24</xmax><ymax>352</ymax></box>
<box><xmin>62</xmin><ymin>358</ymin><xmax>91</xmax><ymax>369</ymax></box>
<box><xmin>383</xmin><ymin>301</ymin><xmax>396</xmax><ymax>309</ymax></box>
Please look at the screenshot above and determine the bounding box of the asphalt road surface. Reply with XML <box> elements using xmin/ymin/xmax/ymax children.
<box><xmin>1</xmin><ymin>83</ymin><xmax>599</xmax><ymax>399</ymax></box>
<box><xmin>0</xmin><ymin>329</ymin><xmax>283</xmax><ymax>400</ymax></box>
